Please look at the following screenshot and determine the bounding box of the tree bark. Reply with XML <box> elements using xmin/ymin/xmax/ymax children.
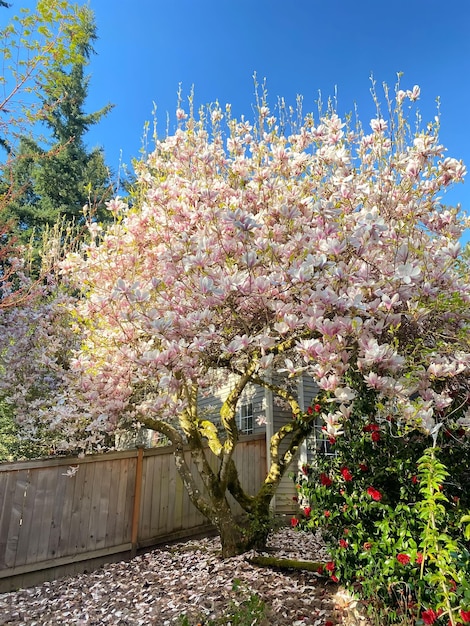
<box><xmin>212</xmin><ymin>496</ymin><xmax>247</xmax><ymax>557</ymax></box>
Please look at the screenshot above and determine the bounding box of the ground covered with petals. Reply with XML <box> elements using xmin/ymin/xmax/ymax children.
<box><xmin>0</xmin><ymin>528</ymin><xmax>369</xmax><ymax>625</ymax></box>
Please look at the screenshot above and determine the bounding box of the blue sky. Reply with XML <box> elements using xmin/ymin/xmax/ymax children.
<box><xmin>9</xmin><ymin>0</ymin><xmax>470</xmax><ymax>242</ymax></box>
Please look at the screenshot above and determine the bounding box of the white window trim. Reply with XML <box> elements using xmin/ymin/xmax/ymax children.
<box><xmin>238</xmin><ymin>401</ymin><xmax>254</xmax><ymax>435</ymax></box>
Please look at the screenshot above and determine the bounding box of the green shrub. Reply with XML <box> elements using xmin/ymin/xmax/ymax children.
<box><xmin>294</xmin><ymin>412</ymin><xmax>470</xmax><ymax>625</ymax></box>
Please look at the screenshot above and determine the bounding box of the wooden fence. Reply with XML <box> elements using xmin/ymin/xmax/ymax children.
<box><xmin>0</xmin><ymin>434</ymin><xmax>275</xmax><ymax>592</ymax></box>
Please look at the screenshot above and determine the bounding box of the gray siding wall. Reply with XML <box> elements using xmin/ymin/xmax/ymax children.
<box><xmin>301</xmin><ymin>374</ymin><xmax>319</xmax><ymax>410</ymax></box>
<box><xmin>198</xmin><ymin>374</ymin><xmax>266</xmax><ymax>436</ymax></box>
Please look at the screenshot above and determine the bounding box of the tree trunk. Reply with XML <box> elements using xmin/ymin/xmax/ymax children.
<box><xmin>212</xmin><ymin>495</ymin><xmax>273</xmax><ymax>557</ymax></box>
<box><xmin>212</xmin><ymin>497</ymin><xmax>246</xmax><ymax>557</ymax></box>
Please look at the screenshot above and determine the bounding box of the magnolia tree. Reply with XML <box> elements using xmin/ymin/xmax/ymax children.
<box><xmin>8</xmin><ymin>84</ymin><xmax>469</xmax><ymax>555</ymax></box>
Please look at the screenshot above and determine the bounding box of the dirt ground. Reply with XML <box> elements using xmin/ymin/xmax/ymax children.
<box><xmin>0</xmin><ymin>527</ymin><xmax>371</xmax><ymax>626</ymax></box>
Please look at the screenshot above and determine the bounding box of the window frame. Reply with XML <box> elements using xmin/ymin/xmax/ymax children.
<box><xmin>238</xmin><ymin>401</ymin><xmax>254</xmax><ymax>435</ymax></box>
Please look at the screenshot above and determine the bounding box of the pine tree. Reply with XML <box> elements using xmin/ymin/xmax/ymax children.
<box><xmin>2</xmin><ymin>8</ymin><xmax>114</xmax><ymax>246</ymax></box>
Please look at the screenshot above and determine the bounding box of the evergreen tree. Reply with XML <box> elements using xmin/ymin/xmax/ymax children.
<box><xmin>2</xmin><ymin>8</ymin><xmax>114</xmax><ymax>246</ymax></box>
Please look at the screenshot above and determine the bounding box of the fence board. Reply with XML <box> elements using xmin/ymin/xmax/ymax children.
<box><xmin>38</xmin><ymin>466</ymin><xmax>60</xmax><ymax>564</ymax></box>
<box><xmin>10</xmin><ymin>469</ymin><xmax>35</xmax><ymax>570</ymax></box>
<box><xmin>166</xmin><ymin>452</ymin><xmax>177</xmax><ymax>532</ymax></box>
<box><xmin>67</xmin><ymin>458</ymin><xmax>87</xmax><ymax>553</ymax></box>
<box><xmin>0</xmin><ymin>471</ymin><xmax>16</xmax><ymax>568</ymax></box>
<box><xmin>48</xmin><ymin>467</ymin><xmax>70</xmax><ymax>559</ymax></box>
<box><xmin>78</xmin><ymin>461</ymin><xmax>95</xmax><ymax>552</ymax></box>
<box><xmin>104</xmin><ymin>458</ymin><xmax>121</xmax><ymax>548</ymax></box>
<box><xmin>123</xmin><ymin>456</ymin><xmax>136</xmax><ymax>541</ymax></box>
<box><xmin>95</xmin><ymin>459</ymin><xmax>114</xmax><ymax>550</ymax></box>
<box><xmin>4</xmin><ymin>470</ymin><xmax>31</xmax><ymax>569</ymax></box>
<box><xmin>57</xmin><ymin>465</ymin><xmax>80</xmax><ymax>557</ymax></box>
<box><xmin>113</xmin><ymin>456</ymin><xmax>134</xmax><ymax>546</ymax></box>
<box><xmin>138</xmin><ymin>454</ymin><xmax>153</xmax><ymax>539</ymax></box>
<box><xmin>159</xmin><ymin>452</ymin><xmax>170</xmax><ymax>535</ymax></box>
<box><xmin>151</xmin><ymin>453</ymin><xmax>165</xmax><ymax>535</ymax></box>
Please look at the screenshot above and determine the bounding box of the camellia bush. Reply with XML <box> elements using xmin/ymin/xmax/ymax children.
<box><xmin>294</xmin><ymin>394</ymin><xmax>470</xmax><ymax>624</ymax></box>
<box><xmin>3</xmin><ymin>81</ymin><xmax>469</xmax><ymax>557</ymax></box>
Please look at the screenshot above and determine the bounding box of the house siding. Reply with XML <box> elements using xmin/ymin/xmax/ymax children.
<box><xmin>270</xmin><ymin>373</ymin><xmax>320</xmax><ymax>513</ymax></box>
<box><xmin>198</xmin><ymin>375</ymin><xmax>266</xmax><ymax>436</ymax></box>
<box><xmin>301</xmin><ymin>374</ymin><xmax>319</xmax><ymax>409</ymax></box>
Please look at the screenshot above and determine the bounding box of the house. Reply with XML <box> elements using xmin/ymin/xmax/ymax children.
<box><xmin>197</xmin><ymin>371</ymin><xmax>324</xmax><ymax>513</ymax></box>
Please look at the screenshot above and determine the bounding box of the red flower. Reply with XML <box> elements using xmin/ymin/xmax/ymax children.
<box><xmin>290</xmin><ymin>517</ymin><xmax>299</xmax><ymax>527</ymax></box>
<box><xmin>301</xmin><ymin>464</ymin><xmax>309</xmax><ymax>475</ymax></box>
<box><xmin>421</xmin><ymin>609</ymin><xmax>439</xmax><ymax>625</ymax></box>
<box><xmin>411</xmin><ymin>475</ymin><xmax>419</xmax><ymax>484</ymax></box>
<box><xmin>304</xmin><ymin>506</ymin><xmax>311</xmax><ymax>517</ymax></box>
<box><xmin>317</xmin><ymin>564</ymin><xmax>324</xmax><ymax>574</ymax></box>
<box><xmin>328</xmin><ymin>436</ymin><xmax>336</xmax><ymax>445</ymax></box>
<box><xmin>320</xmin><ymin>473</ymin><xmax>333</xmax><ymax>487</ymax></box>
<box><xmin>307</xmin><ymin>406</ymin><xmax>314</xmax><ymax>415</ymax></box>
<box><xmin>367</xmin><ymin>486</ymin><xmax>382</xmax><ymax>501</ymax></box>
<box><xmin>339</xmin><ymin>539</ymin><xmax>348</xmax><ymax>548</ymax></box>
<box><xmin>325</xmin><ymin>621</ymin><xmax>334</xmax><ymax>626</ymax></box>
<box><xmin>314</xmin><ymin>403</ymin><xmax>322</xmax><ymax>412</ymax></box>
<box><xmin>363</xmin><ymin>423</ymin><xmax>379</xmax><ymax>432</ymax></box>
<box><xmin>371</xmin><ymin>431</ymin><xmax>381</xmax><ymax>442</ymax></box>
<box><xmin>359</xmin><ymin>463</ymin><xmax>368</xmax><ymax>472</ymax></box>
<box><xmin>324</xmin><ymin>510</ymin><xmax>331</xmax><ymax>517</ymax></box>
<box><xmin>331</xmin><ymin>574</ymin><xmax>339</xmax><ymax>583</ymax></box>
<box><xmin>325</xmin><ymin>561</ymin><xmax>335</xmax><ymax>572</ymax></box>
<box><xmin>340</xmin><ymin>467</ymin><xmax>353</xmax><ymax>482</ymax></box>
<box><xmin>460</xmin><ymin>610</ymin><xmax>470</xmax><ymax>623</ymax></box>
<box><xmin>416</xmin><ymin>552</ymin><xmax>424</xmax><ymax>564</ymax></box>
<box><xmin>363</xmin><ymin>542</ymin><xmax>372</xmax><ymax>550</ymax></box>
<box><xmin>397</xmin><ymin>553</ymin><xmax>410</xmax><ymax>565</ymax></box>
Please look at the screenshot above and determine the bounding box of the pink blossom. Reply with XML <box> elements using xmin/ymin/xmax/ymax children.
<box><xmin>370</xmin><ymin>118</ymin><xmax>387</xmax><ymax>133</ymax></box>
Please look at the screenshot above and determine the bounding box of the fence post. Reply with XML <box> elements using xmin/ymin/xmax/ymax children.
<box><xmin>130</xmin><ymin>446</ymin><xmax>144</xmax><ymax>558</ymax></box>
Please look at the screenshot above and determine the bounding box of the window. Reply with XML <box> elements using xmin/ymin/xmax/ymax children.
<box><xmin>307</xmin><ymin>421</ymin><xmax>336</xmax><ymax>456</ymax></box>
<box><xmin>239</xmin><ymin>402</ymin><xmax>254</xmax><ymax>435</ymax></box>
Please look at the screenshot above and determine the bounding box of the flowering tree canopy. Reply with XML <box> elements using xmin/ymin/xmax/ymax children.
<box><xmin>5</xmin><ymin>83</ymin><xmax>469</xmax><ymax>555</ymax></box>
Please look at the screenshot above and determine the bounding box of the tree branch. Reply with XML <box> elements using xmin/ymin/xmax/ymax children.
<box><xmin>218</xmin><ymin>357</ymin><xmax>260</xmax><ymax>488</ymax></box>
